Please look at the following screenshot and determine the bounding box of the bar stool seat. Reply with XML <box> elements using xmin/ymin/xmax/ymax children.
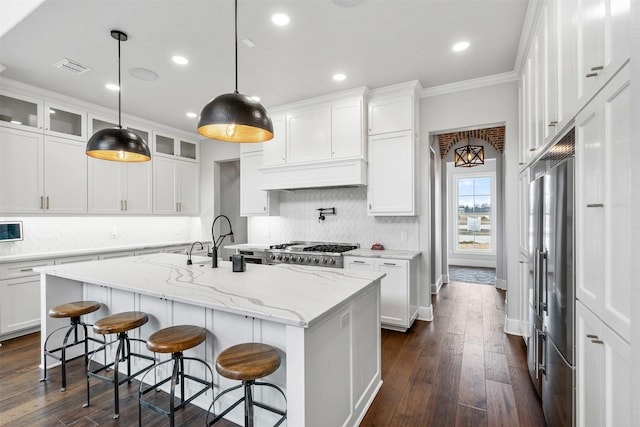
<box><xmin>208</xmin><ymin>343</ymin><xmax>286</xmax><ymax>427</ymax></box>
<box><xmin>84</xmin><ymin>311</ymin><xmax>155</xmax><ymax>419</ymax></box>
<box><xmin>40</xmin><ymin>300</ymin><xmax>103</xmax><ymax>391</ymax></box>
<box><xmin>139</xmin><ymin>325</ymin><xmax>214</xmax><ymax>426</ymax></box>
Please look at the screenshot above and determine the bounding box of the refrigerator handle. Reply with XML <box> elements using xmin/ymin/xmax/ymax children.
<box><xmin>533</xmin><ymin>248</ymin><xmax>539</xmax><ymax>311</ymax></box>
<box><xmin>541</xmin><ymin>249</ymin><xmax>548</xmax><ymax>313</ymax></box>
<box><xmin>538</xmin><ymin>331</ymin><xmax>547</xmax><ymax>376</ymax></box>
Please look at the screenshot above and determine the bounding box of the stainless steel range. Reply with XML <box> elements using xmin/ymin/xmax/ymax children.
<box><xmin>266</xmin><ymin>241</ymin><xmax>359</xmax><ymax>268</ymax></box>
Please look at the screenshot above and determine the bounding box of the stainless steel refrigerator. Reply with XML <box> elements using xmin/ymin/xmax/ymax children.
<box><xmin>528</xmin><ymin>151</ymin><xmax>574</xmax><ymax>427</ymax></box>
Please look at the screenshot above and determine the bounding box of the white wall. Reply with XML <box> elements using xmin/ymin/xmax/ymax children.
<box><xmin>419</xmin><ymin>80</ymin><xmax>520</xmax><ymax>331</ymax></box>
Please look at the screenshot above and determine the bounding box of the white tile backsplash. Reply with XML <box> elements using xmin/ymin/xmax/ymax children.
<box><xmin>0</xmin><ymin>216</ymin><xmax>202</xmax><ymax>257</ymax></box>
<box><xmin>248</xmin><ymin>187</ymin><xmax>420</xmax><ymax>250</ymax></box>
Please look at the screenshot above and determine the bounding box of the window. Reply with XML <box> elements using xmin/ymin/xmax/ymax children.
<box><xmin>456</xmin><ymin>176</ymin><xmax>492</xmax><ymax>252</ymax></box>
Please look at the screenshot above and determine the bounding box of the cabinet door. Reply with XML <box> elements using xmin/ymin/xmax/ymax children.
<box><xmin>240</xmin><ymin>151</ymin><xmax>269</xmax><ymax>216</ymax></box>
<box><xmin>576</xmin><ymin>302</ymin><xmax>604</xmax><ymax>427</ymax></box>
<box><xmin>88</xmin><ymin>114</ymin><xmax>117</xmax><ymax>135</ymax></box>
<box><xmin>377</xmin><ymin>260</ymin><xmax>409</xmax><ymax>327</ymax></box>
<box><xmin>343</xmin><ymin>257</ymin><xmax>375</xmax><ymax>272</ymax></box>
<box><xmin>154</xmin><ymin>132</ymin><xmax>176</xmax><ymax>157</ymax></box>
<box><xmin>556</xmin><ymin>0</ymin><xmax>577</xmax><ymax>130</ymax></box>
<box><xmin>177</xmin><ymin>161</ymin><xmax>199</xmax><ymax>215</ymax></box>
<box><xmin>368</xmin><ymin>95</ymin><xmax>411</xmax><ymax>135</ymax></box>
<box><xmin>88</xmin><ymin>158</ymin><xmax>123</xmax><ymax>213</ymax></box>
<box><xmin>124</xmin><ymin>162</ymin><xmax>152</xmax><ymax>214</ymax></box>
<box><xmin>368</xmin><ymin>131</ymin><xmax>414</xmax><ymax>215</ymax></box>
<box><xmin>0</xmin><ymin>276</ymin><xmax>40</xmax><ymax>334</ymax></box>
<box><xmin>262</xmin><ymin>113</ymin><xmax>286</xmax><ymax>166</ymax></box>
<box><xmin>286</xmin><ymin>106</ymin><xmax>331</xmax><ymax>164</ymax></box>
<box><xmin>541</xmin><ymin>2</ymin><xmax>558</xmax><ymax>143</ymax></box>
<box><xmin>0</xmin><ymin>127</ymin><xmax>43</xmax><ymax>213</ymax></box>
<box><xmin>44</xmin><ymin>102</ymin><xmax>86</xmax><ymax>141</ymax></box>
<box><xmin>0</xmin><ymin>90</ymin><xmax>43</xmax><ymax>132</ymax></box>
<box><xmin>331</xmin><ymin>99</ymin><xmax>363</xmax><ymax>159</ymax></box>
<box><xmin>43</xmin><ymin>136</ymin><xmax>87</xmax><ymax>213</ymax></box>
<box><xmin>153</xmin><ymin>157</ymin><xmax>178</xmax><ymax>214</ymax></box>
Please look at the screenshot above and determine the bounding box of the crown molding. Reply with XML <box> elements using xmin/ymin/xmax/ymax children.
<box><xmin>420</xmin><ymin>71</ymin><xmax>519</xmax><ymax>98</ymax></box>
<box><xmin>513</xmin><ymin>0</ymin><xmax>544</xmax><ymax>76</ymax></box>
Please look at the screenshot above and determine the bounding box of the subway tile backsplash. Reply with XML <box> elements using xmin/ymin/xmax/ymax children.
<box><xmin>248</xmin><ymin>186</ymin><xmax>420</xmax><ymax>250</ymax></box>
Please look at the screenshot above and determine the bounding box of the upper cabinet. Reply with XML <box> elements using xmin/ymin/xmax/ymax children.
<box><xmin>0</xmin><ymin>90</ymin><xmax>43</xmax><ymax>133</ymax></box>
<box><xmin>576</xmin><ymin>0</ymin><xmax>630</xmax><ymax>109</ymax></box>
<box><xmin>367</xmin><ymin>81</ymin><xmax>421</xmax><ymax>216</ymax></box>
<box><xmin>260</xmin><ymin>87</ymin><xmax>368</xmax><ymax>190</ymax></box>
<box><xmin>44</xmin><ymin>102</ymin><xmax>86</xmax><ymax>141</ymax></box>
<box><xmin>153</xmin><ymin>131</ymin><xmax>198</xmax><ymax>162</ymax></box>
<box><xmin>153</xmin><ymin>156</ymin><xmax>199</xmax><ymax>215</ymax></box>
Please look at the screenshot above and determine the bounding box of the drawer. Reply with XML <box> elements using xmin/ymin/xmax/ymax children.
<box><xmin>55</xmin><ymin>255</ymin><xmax>99</xmax><ymax>265</ymax></box>
<box><xmin>0</xmin><ymin>259</ymin><xmax>53</xmax><ymax>280</ymax></box>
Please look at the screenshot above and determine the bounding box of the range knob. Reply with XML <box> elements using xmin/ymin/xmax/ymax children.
<box><xmin>329</xmin><ymin>258</ymin><xmax>336</xmax><ymax>265</ymax></box>
<box><xmin>304</xmin><ymin>257</ymin><xmax>311</xmax><ymax>263</ymax></box>
<box><xmin>276</xmin><ymin>255</ymin><xmax>283</xmax><ymax>261</ymax></box>
<box><xmin>321</xmin><ymin>258</ymin><xmax>328</xmax><ymax>264</ymax></box>
<box><xmin>268</xmin><ymin>254</ymin><xmax>276</xmax><ymax>260</ymax></box>
<box><xmin>312</xmin><ymin>257</ymin><xmax>319</xmax><ymax>264</ymax></box>
<box><xmin>297</xmin><ymin>256</ymin><xmax>304</xmax><ymax>262</ymax></box>
<box><xmin>283</xmin><ymin>255</ymin><xmax>289</xmax><ymax>262</ymax></box>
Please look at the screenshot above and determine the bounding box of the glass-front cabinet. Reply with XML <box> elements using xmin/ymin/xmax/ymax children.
<box><xmin>153</xmin><ymin>131</ymin><xmax>198</xmax><ymax>162</ymax></box>
<box><xmin>44</xmin><ymin>102</ymin><xmax>86</xmax><ymax>141</ymax></box>
<box><xmin>0</xmin><ymin>90</ymin><xmax>43</xmax><ymax>132</ymax></box>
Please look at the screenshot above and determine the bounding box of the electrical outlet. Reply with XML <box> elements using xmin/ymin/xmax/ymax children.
<box><xmin>340</xmin><ymin>312</ymin><xmax>350</xmax><ymax>330</ymax></box>
<box><xmin>400</xmin><ymin>231</ymin><xmax>407</xmax><ymax>242</ymax></box>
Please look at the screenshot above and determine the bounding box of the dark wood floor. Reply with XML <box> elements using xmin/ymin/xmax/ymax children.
<box><xmin>0</xmin><ymin>281</ymin><xmax>544</xmax><ymax>426</ymax></box>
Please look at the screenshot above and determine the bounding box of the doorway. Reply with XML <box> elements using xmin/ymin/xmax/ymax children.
<box><xmin>216</xmin><ymin>160</ymin><xmax>246</xmax><ymax>260</ymax></box>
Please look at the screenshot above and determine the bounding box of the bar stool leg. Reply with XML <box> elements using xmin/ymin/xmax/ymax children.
<box><xmin>59</xmin><ymin>321</ymin><xmax>78</xmax><ymax>391</ymax></box>
<box><xmin>245</xmin><ymin>381</ymin><xmax>254</xmax><ymax>427</ymax></box>
<box><xmin>169</xmin><ymin>355</ymin><xmax>180</xmax><ymax>427</ymax></box>
<box><xmin>113</xmin><ymin>334</ymin><xmax>125</xmax><ymax>419</ymax></box>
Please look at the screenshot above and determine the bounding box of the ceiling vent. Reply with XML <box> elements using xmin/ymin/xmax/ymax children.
<box><xmin>53</xmin><ymin>58</ymin><xmax>91</xmax><ymax>75</ymax></box>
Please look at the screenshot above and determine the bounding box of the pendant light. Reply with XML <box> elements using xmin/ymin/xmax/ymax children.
<box><xmin>197</xmin><ymin>0</ymin><xmax>274</xmax><ymax>143</ymax></box>
<box><xmin>86</xmin><ymin>30</ymin><xmax>151</xmax><ymax>162</ymax></box>
<box><xmin>454</xmin><ymin>138</ymin><xmax>485</xmax><ymax>167</ymax></box>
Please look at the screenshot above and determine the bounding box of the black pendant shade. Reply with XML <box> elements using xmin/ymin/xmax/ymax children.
<box><xmin>198</xmin><ymin>92</ymin><xmax>273</xmax><ymax>143</ymax></box>
<box><xmin>86</xmin><ymin>128</ymin><xmax>150</xmax><ymax>162</ymax></box>
<box><xmin>197</xmin><ymin>0</ymin><xmax>273</xmax><ymax>143</ymax></box>
<box><xmin>86</xmin><ymin>30</ymin><xmax>151</xmax><ymax>162</ymax></box>
<box><xmin>454</xmin><ymin>139</ymin><xmax>485</xmax><ymax>167</ymax></box>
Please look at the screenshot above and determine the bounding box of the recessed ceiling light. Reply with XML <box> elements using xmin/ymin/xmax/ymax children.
<box><xmin>333</xmin><ymin>73</ymin><xmax>346</xmax><ymax>81</ymax></box>
<box><xmin>452</xmin><ymin>41</ymin><xmax>470</xmax><ymax>52</ymax></box>
<box><xmin>271</xmin><ymin>13</ymin><xmax>290</xmax><ymax>26</ymax></box>
<box><xmin>105</xmin><ymin>83</ymin><xmax>120</xmax><ymax>91</ymax></box>
<box><xmin>186</xmin><ymin>112</ymin><xmax>198</xmax><ymax>119</ymax></box>
<box><xmin>172</xmin><ymin>55</ymin><xmax>189</xmax><ymax>65</ymax></box>
<box><xmin>129</xmin><ymin>67</ymin><xmax>159</xmax><ymax>81</ymax></box>
<box><xmin>10</xmin><ymin>120</ymin><xmax>22</xmax><ymax>125</ymax></box>
<box><xmin>251</xmin><ymin>96</ymin><xmax>261</xmax><ymax>102</ymax></box>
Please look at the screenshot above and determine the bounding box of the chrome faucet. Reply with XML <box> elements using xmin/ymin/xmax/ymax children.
<box><xmin>210</xmin><ymin>215</ymin><xmax>234</xmax><ymax>268</ymax></box>
<box><xmin>187</xmin><ymin>241</ymin><xmax>204</xmax><ymax>265</ymax></box>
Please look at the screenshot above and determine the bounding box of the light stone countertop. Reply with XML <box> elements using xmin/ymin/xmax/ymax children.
<box><xmin>35</xmin><ymin>253</ymin><xmax>385</xmax><ymax>328</ymax></box>
<box><xmin>0</xmin><ymin>241</ymin><xmax>212</xmax><ymax>264</ymax></box>
<box><xmin>344</xmin><ymin>248</ymin><xmax>422</xmax><ymax>260</ymax></box>
<box><xmin>224</xmin><ymin>243</ymin><xmax>271</xmax><ymax>252</ymax></box>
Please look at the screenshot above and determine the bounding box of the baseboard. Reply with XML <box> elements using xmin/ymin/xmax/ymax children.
<box><xmin>442</xmin><ymin>273</ymin><xmax>449</xmax><ymax>284</ymax></box>
<box><xmin>496</xmin><ymin>278</ymin><xmax>507</xmax><ymax>290</ymax></box>
<box><xmin>418</xmin><ymin>305</ymin><xmax>434</xmax><ymax>322</ymax></box>
<box><xmin>0</xmin><ymin>326</ymin><xmax>40</xmax><ymax>343</ymax></box>
<box><xmin>448</xmin><ymin>259</ymin><xmax>496</xmax><ymax>268</ymax></box>
<box><xmin>503</xmin><ymin>315</ymin><xmax>523</xmax><ymax>336</ymax></box>
<box><xmin>430</xmin><ymin>275</ymin><xmax>444</xmax><ymax>294</ymax></box>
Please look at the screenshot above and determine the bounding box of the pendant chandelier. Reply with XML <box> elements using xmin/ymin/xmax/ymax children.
<box><xmin>454</xmin><ymin>138</ymin><xmax>484</xmax><ymax>167</ymax></box>
<box><xmin>86</xmin><ymin>30</ymin><xmax>151</xmax><ymax>162</ymax></box>
<box><xmin>197</xmin><ymin>0</ymin><xmax>274</xmax><ymax>143</ymax></box>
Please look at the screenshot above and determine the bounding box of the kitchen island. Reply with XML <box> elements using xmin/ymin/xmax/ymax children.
<box><xmin>36</xmin><ymin>253</ymin><xmax>384</xmax><ymax>427</ymax></box>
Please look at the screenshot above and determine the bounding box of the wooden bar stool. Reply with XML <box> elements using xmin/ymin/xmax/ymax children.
<box><xmin>138</xmin><ymin>325</ymin><xmax>214</xmax><ymax>426</ymax></box>
<box><xmin>84</xmin><ymin>311</ymin><xmax>155</xmax><ymax>419</ymax></box>
<box><xmin>40</xmin><ymin>300</ymin><xmax>103</xmax><ymax>391</ymax></box>
<box><xmin>207</xmin><ymin>343</ymin><xmax>286</xmax><ymax>427</ymax></box>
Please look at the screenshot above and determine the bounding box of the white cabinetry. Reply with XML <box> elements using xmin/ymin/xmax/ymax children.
<box><xmin>368</xmin><ymin>131</ymin><xmax>415</xmax><ymax>215</ymax></box>
<box><xmin>518</xmin><ymin>169</ymin><xmax>529</xmax><ymax>256</ymax></box>
<box><xmin>153</xmin><ymin>131</ymin><xmax>198</xmax><ymax>162</ymax></box>
<box><xmin>44</xmin><ymin>101</ymin><xmax>87</xmax><ymax>141</ymax></box>
<box><xmin>575</xmin><ymin>64</ymin><xmax>630</xmax><ymax>341</ymax></box>
<box><xmin>366</xmin><ymin>82</ymin><xmax>419</xmax><ymax>216</ymax></box>
<box><xmin>576</xmin><ymin>301</ymin><xmax>631</xmax><ymax>427</ymax></box>
<box><xmin>262</xmin><ymin>113</ymin><xmax>286</xmax><ymax>167</ymax></box>
<box><xmin>88</xmin><ymin>159</ymin><xmax>152</xmax><ymax>214</ymax></box>
<box><xmin>0</xmin><ymin>128</ymin><xmax>86</xmax><ymax>214</ymax></box>
<box><xmin>0</xmin><ymin>259</ymin><xmax>52</xmax><ymax>338</ymax></box>
<box><xmin>286</xmin><ymin>105</ymin><xmax>331</xmax><ymax>164</ymax></box>
<box><xmin>331</xmin><ymin>98</ymin><xmax>364</xmax><ymax>159</ymax></box>
<box><xmin>576</xmin><ymin>0</ymin><xmax>630</xmax><ymax>109</ymax></box>
<box><xmin>240</xmin><ymin>151</ymin><xmax>278</xmax><ymax>216</ymax></box>
<box><xmin>153</xmin><ymin>157</ymin><xmax>199</xmax><ymax>215</ymax></box>
<box><xmin>344</xmin><ymin>255</ymin><xmax>418</xmax><ymax>331</ymax></box>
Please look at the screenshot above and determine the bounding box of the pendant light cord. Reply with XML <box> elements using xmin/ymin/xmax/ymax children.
<box><xmin>118</xmin><ymin>34</ymin><xmax>122</xmax><ymax>129</ymax></box>
<box><xmin>234</xmin><ymin>0</ymin><xmax>238</xmax><ymax>94</ymax></box>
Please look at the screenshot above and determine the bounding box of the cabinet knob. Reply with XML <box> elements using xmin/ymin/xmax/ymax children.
<box><xmin>591</xmin><ymin>339</ymin><xmax>604</xmax><ymax>344</ymax></box>
<box><xmin>548</xmin><ymin>121</ymin><xmax>558</xmax><ymax>126</ymax></box>
<box><xmin>585</xmin><ymin>72</ymin><xmax>598</xmax><ymax>78</ymax></box>
<box><xmin>46</xmin><ymin>196</ymin><xmax>49</xmax><ymax>210</ymax></box>
<box><xmin>586</xmin><ymin>203</ymin><xmax>604</xmax><ymax>208</ymax></box>
<box><xmin>263</xmin><ymin>206</ymin><xmax>267</xmax><ymax>211</ymax></box>
<box><xmin>124</xmin><ymin>200</ymin><xmax>128</xmax><ymax>211</ymax></box>
<box><xmin>40</xmin><ymin>196</ymin><xmax>44</xmax><ymax>209</ymax></box>
<box><xmin>586</xmin><ymin>334</ymin><xmax>599</xmax><ymax>339</ymax></box>
<box><xmin>590</xmin><ymin>65</ymin><xmax>604</xmax><ymax>71</ymax></box>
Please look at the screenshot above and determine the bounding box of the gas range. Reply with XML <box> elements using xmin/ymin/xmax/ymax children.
<box><xmin>266</xmin><ymin>241</ymin><xmax>359</xmax><ymax>268</ymax></box>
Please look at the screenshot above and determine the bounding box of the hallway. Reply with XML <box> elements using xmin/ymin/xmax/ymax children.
<box><xmin>361</xmin><ymin>280</ymin><xmax>544</xmax><ymax>426</ymax></box>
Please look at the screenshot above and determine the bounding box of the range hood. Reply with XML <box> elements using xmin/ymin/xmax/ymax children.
<box><xmin>259</xmin><ymin>158</ymin><xmax>367</xmax><ymax>191</ymax></box>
